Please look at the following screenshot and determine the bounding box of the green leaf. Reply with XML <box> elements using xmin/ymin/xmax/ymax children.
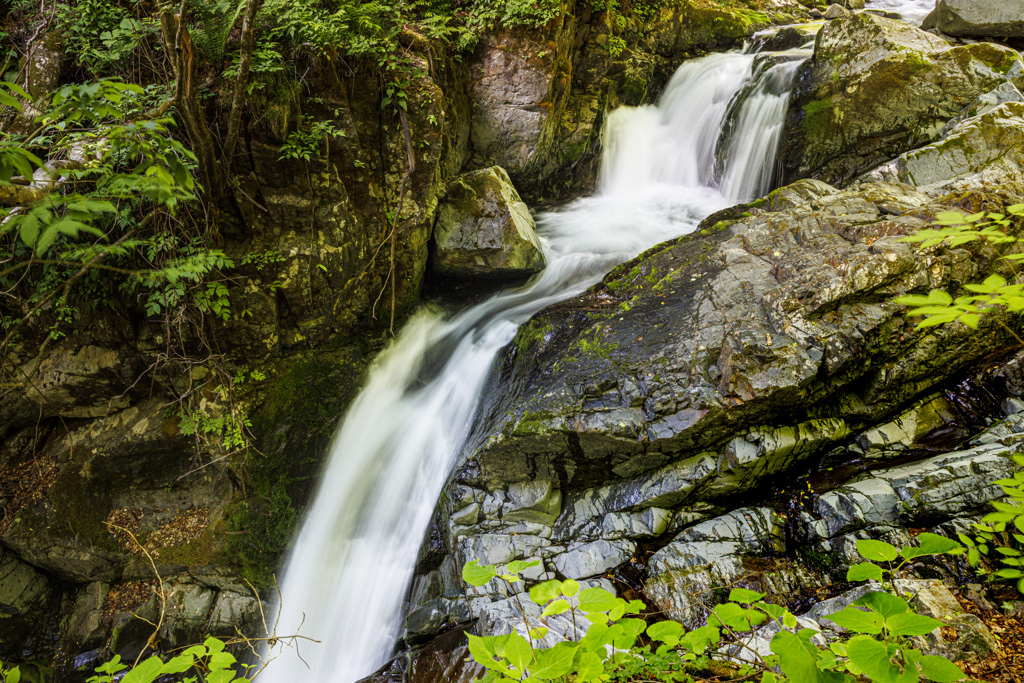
<box><xmin>466</xmin><ymin>633</ymin><xmax>510</xmax><ymax>673</ymax></box>
<box><xmin>729</xmin><ymin>588</ymin><xmax>765</xmax><ymax>603</ymax></box>
<box><xmin>901</xmin><ymin>533</ymin><xmax>963</xmax><ymax>560</ymax></box>
<box><xmin>846</xmin><ymin>635</ymin><xmax>916</xmax><ymax>683</ymax></box>
<box><xmin>121</xmin><ymin>657</ymin><xmax>163</xmax><ymax>683</ymax></box>
<box><xmin>561</xmin><ymin>579</ymin><xmax>580</xmax><ymax>597</ymax></box>
<box><xmin>506</xmin><ymin>560</ymin><xmax>540</xmax><ymax>575</ymax></box>
<box><xmin>847</xmin><ymin>562</ymin><xmax>884</xmax><ymax>582</ymax></box>
<box><xmin>505</xmin><ymin>633</ymin><xmax>532</xmax><ymax>673</ymax></box>
<box><xmin>825</xmin><ymin>608</ymin><xmax>884</xmax><ymax>634</ymax></box>
<box><xmin>577</xmin><ymin>587</ymin><xmax>620</xmax><ymax>613</ymax></box>
<box><xmin>574</xmin><ymin>651</ymin><xmax>604</xmax><ymax>682</ymax></box>
<box><xmin>886</xmin><ymin>612</ymin><xmax>943</xmax><ymax>636</ymax></box>
<box><xmin>463</xmin><ymin>560</ymin><xmax>499</xmax><ymax>587</ymax></box>
<box><xmin>857</xmin><ymin>539</ymin><xmax>899</xmax><ymax>562</ymax></box>
<box><xmin>529</xmin><ymin>627</ymin><xmax>549</xmax><ymax>640</ymax></box>
<box><xmin>160</xmin><ymin>654</ymin><xmax>195</xmax><ymax>675</ymax></box>
<box><xmin>529</xmin><ymin>580</ymin><xmax>561</xmax><ymax>605</ymax></box>
<box><xmin>710</xmin><ymin>601</ymin><xmax>767</xmax><ymax>632</ymax></box>
<box><xmin>853</xmin><ymin>592</ymin><xmax>910</xmax><ymax>618</ymax></box>
<box><xmin>531</xmin><ymin>642</ymin><xmax>576</xmax><ymax>680</ymax></box>
<box><xmin>541</xmin><ymin>599</ymin><xmax>570</xmax><ymax>617</ymax></box>
<box><xmin>770</xmin><ymin>630</ymin><xmax>849</xmax><ymax>683</ymax></box>
<box><xmin>917</xmin><ymin>654</ymin><xmax>965</xmax><ymax>682</ymax></box>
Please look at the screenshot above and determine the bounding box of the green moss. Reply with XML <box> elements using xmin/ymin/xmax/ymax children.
<box><xmin>223</xmin><ymin>341</ymin><xmax>376</xmax><ymax>588</ymax></box>
<box><xmin>514</xmin><ymin>320</ymin><xmax>553</xmax><ymax>358</ymax></box>
<box><xmin>802</xmin><ymin>97</ymin><xmax>834</xmax><ymax>141</ymax></box>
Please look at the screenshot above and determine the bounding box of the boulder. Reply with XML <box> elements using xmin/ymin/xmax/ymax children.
<box><xmin>0</xmin><ymin>546</ymin><xmax>56</xmax><ymax>653</ymax></box>
<box><xmin>870</xmin><ymin>101</ymin><xmax>1024</xmax><ymax>194</ymax></box>
<box><xmin>822</xmin><ymin>4</ymin><xmax>848</xmax><ymax>19</ymax></box>
<box><xmin>923</xmin><ymin>0</ymin><xmax>1024</xmax><ymax>37</ymax></box>
<box><xmin>434</xmin><ymin>167</ymin><xmax>545</xmax><ymax>278</ymax></box>
<box><xmin>939</xmin><ymin>82</ymin><xmax>1024</xmax><ymax>138</ymax></box>
<box><xmin>782</xmin><ymin>12</ymin><xmax>1023</xmax><ymax>185</ymax></box>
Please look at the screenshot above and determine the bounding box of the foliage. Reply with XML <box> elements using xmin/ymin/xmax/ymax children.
<box><xmin>278</xmin><ymin>114</ymin><xmax>346</xmax><ymax>162</ymax></box>
<box><xmin>56</xmin><ymin>0</ymin><xmax>159</xmax><ymax>77</ymax></box>
<box><xmin>894</xmin><ymin>205</ymin><xmax>1024</xmax><ymax>332</ymax></box>
<box><xmin>0</xmin><ymin>636</ymin><xmax>253</xmax><ymax>683</ymax></box>
<box><xmin>958</xmin><ymin>452</ymin><xmax>1024</xmax><ymax>592</ymax></box>
<box><xmin>462</xmin><ymin>534</ymin><xmax>967</xmax><ymax>682</ymax></box>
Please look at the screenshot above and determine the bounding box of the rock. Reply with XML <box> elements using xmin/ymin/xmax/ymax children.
<box><xmin>782</xmin><ymin>12</ymin><xmax>1023</xmax><ymax>185</ymax></box>
<box><xmin>646</xmin><ymin>508</ymin><xmax>813</xmax><ymax>628</ymax></box>
<box><xmin>64</xmin><ymin>582</ymin><xmax>109</xmax><ymax>651</ymax></box>
<box><xmin>940</xmin><ymin>83</ymin><xmax>1024</xmax><ymax>138</ymax></box>
<box><xmin>207</xmin><ymin>589</ymin><xmax>260</xmax><ymax>637</ymax></box>
<box><xmin>0</xmin><ymin>546</ymin><xmax>56</xmax><ymax>653</ymax></box>
<box><xmin>160</xmin><ymin>582</ymin><xmax>217</xmax><ymax>645</ymax></box>
<box><xmin>923</xmin><ymin>0</ymin><xmax>1024</xmax><ymax>37</ymax></box>
<box><xmin>1004</xmin><ymin>397</ymin><xmax>1024</xmax><ymax>416</ymax></box>
<box><xmin>961</xmin><ymin>584</ymin><xmax>997</xmax><ymax>612</ymax></box>
<box><xmin>877</xmin><ymin>102</ymin><xmax>1024</xmax><ymax>194</ymax></box>
<box><xmin>552</xmin><ymin>539</ymin><xmax>635</xmax><ymax>579</ymax></box>
<box><xmin>823</xmin><ymin>4</ymin><xmax>848</xmax><ymax>19</ymax></box>
<box><xmin>434</xmin><ymin>167</ymin><xmax>545</xmax><ymax>278</ymax></box>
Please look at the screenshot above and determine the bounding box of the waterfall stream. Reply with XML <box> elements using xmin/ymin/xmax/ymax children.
<box><xmin>261</xmin><ymin>45</ymin><xmax>808</xmax><ymax>683</ymax></box>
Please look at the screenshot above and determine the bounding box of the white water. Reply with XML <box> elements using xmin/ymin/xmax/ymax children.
<box><xmin>261</xmin><ymin>47</ymin><xmax>805</xmax><ymax>683</ymax></box>
<box><xmin>865</xmin><ymin>0</ymin><xmax>934</xmax><ymax>25</ymax></box>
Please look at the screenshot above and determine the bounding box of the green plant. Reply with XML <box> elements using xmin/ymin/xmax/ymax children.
<box><xmin>957</xmin><ymin>451</ymin><xmax>1024</xmax><ymax>591</ymax></box>
<box><xmin>462</xmin><ymin>534</ymin><xmax>967</xmax><ymax>683</ymax></box>
<box><xmin>278</xmin><ymin>114</ymin><xmax>347</xmax><ymax>162</ymax></box>
<box><xmin>894</xmin><ymin>205</ymin><xmax>1024</xmax><ymax>337</ymax></box>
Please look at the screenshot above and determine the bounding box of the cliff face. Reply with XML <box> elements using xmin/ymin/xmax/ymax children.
<box><xmin>0</xmin><ymin>0</ymin><xmax>805</xmax><ymax>670</ymax></box>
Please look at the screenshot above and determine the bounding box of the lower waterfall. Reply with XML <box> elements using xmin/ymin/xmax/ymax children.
<box><xmin>261</xmin><ymin>45</ymin><xmax>808</xmax><ymax>683</ymax></box>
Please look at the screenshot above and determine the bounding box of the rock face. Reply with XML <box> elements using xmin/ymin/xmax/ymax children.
<box><xmin>434</xmin><ymin>167</ymin><xmax>545</xmax><ymax>278</ymax></box>
<box><xmin>408</xmin><ymin>141</ymin><xmax>1024</xmax><ymax>665</ymax></box>
<box><xmin>782</xmin><ymin>12</ymin><xmax>1023</xmax><ymax>185</ymax></box>
<box><xmin>923</xmin><ymin>0</ymin><xmax>1024</xmax><ymax>37</ymax></box>
<box><xmin>870</xmin><ymin>101</ymin><xmax>1024</xmax><ymax>195</ymax></box>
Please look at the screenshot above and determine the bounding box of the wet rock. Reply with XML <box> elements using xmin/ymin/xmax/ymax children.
<box><xmin>434</xmin><ymin>167</ymin><xmax>545</xmax><ymax>279</ymax></box>
<box><xmin>939</xmin><ymin>83</ymin><xmax>1024</xmax><ymax>138</ymax></box>
<box><xmin>875</xmin><ymin>102</ymin><xmax>1024</xmax><ymax>194</ymax></box>
<box><xmin>552</xmin><ymin>539</ymin><xmax>635</xmax><ymax>579</ymax></box>
<box><xmin>823</xmin><ymin>4</ymin><xmax>847</xmax><ymax>19</ymax></box>
<box><xmin>783</xmin><ymin>12</ymin><xmax>1023</xmax><ymax>185</ymax></box>
<box><xmin>923</xmin><ymin>0</ymin><xmax>1024</xmax><ymax>38</ymax></box>
<box><xmin>646</xmin><ymin>508</ymin><xmax>805</xmax><ymax>627</ymax></box>
<box><xmin>160</xmin><ymin>583</ymin><xmax>217</xmax><ymax>645</ymax></box>
<box><xmin>208</xmin><ymin>589</ymin><xmax>260</xmax><ymax>637</ymax></box>
<box><xmin>0</xmin><ymin>546</ymin><xmax>56</xmax><ymax>652</ymax></box>
<box><xmin>64</xmin><ymin>582</ymin><xmax>109</xmax><ymax>651</ymax></box>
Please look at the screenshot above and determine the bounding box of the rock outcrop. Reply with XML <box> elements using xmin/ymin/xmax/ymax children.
<box><xmin>782</xmin><ymin>12</ymin><xmax>1024</xmax><ymax>185</ymax></box>
<box><xmin>434</xmin><ymin>167</ymin><xmax>545</xmax><ymax>278</ymax></box>
<box><xmin>923</xmin><ymin>0</ymin><xmax>1024</xmax><ymax>37</ymax></box>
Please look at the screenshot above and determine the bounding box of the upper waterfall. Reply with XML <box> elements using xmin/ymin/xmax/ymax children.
<box><xmin>260</xmin><ymin>44</ymin><xmax>807</xmax><ymax>683</ymax></box>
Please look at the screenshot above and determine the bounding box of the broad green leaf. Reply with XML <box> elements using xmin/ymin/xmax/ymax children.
<box><xmin>729</xmin><ymin>587</ymin><xmax>765</xmax><ymax>603</ymax></box>
<box><xmin>770</xmin><ymin>630</ymin><xmax>848</xmax><ymax>683</ymax></box>
<box><xmin>204</xmin><ymin>637</ymin><xmax>226</xmax><ymax>654</ymax></box>
<box><xmin>577</xmin><ymin>587</ymin><xmax>620</xmax><ymax>613</ymax></box>
<box><xmin>541</xmin><ymin>599</ymin><xmax>570</xmax><ymax>617</ymax></box>
<box><xmin>901</xmin><ymin>533</ymin><xmax>963</xmax><ymax>560</ymax></box>
<box><xmin>825</xmin><ymin>607</ymin><xmax>884</xmax><ymax>634</ymax></box>
<box><xmin>506</xmin><ymin>559</ymin><xmax>540</xmax><ymax>575</ymax></box>
<box><xmin>853</xmin><ymin>592</ymin><xmax>910</xmax><ymax>618</ymax></box>
<box><xmin>710</xmin><ymin>601</ymin><xmax>767</xmax><ymax>632</ymax></box>
<box><xmin>530</xmin><ymin>643</ymin><xmax>576</xmax><ymax>680</ymax></box>
<box><xmin>857</xmin><ymin>539</ymin><xmax>899</xmax><ymax>562</ymax></box>
<box><xmin>160</xmin><ymin>655</ymin><xmax>195</xmax><ymax>675</ymax></box>
<box><xmin>463</xmin><ymin>560</ymin><xmax>499</xmax><ymax>587</ymax></box>
<box><xmin>679</xmin><ymin>625</ymin><xmax>720</xmax><ymax>654</ymax></box>
<box><xmin>886</xmin><ymin>612</ymin><xmax>943</xmax><ymax>636</ymax></box>
<box><xmin>847</xmin><ymin>562</ymin><xmax>884</xmax><ymax>582</ymax></box>
<box><xmin>529</xmin><ymin>627</ymin><xmax>549</xmax><ymax>640</ymax></box>
<box><xmin>121</xmin><ymin>657</ymin><xmax>163</xmax><ymax>683</ymax></box>
<box><xmin>466</xmin><ymin>634</ymin><xmax>510</xmax><ymax>672</ymax></box>
<box><xmin>846</xmin><ymin>635</ymin><xmax>916</xmax><ymax>683</ymax></box>
<box><xmin>561</xmin><ymin>579</ymin><xmax>580</xmax><ymax>597</ymax></box>
<box><xmin>207</xmin><ymin>652</ymin><xmax>236</xmax><ymax>670</ymax></box>
<box><xmin>529</xmin><ymin>580</ymin><xmax>561</xmax><ymax>605</ymax></box>
<box><xmin>917</xmin><ymin>654</ymin><xmax>965</xmax><ymax>682</ymax></box>
<box><xmin>505</xmin><ymin>633</ymin><xmax>532</xmax><ymax>672</ymax></box>
<box><xmin>574</xmin><ymin>651</ymin><xmax>604</xmax><ymax>682</ymax></box>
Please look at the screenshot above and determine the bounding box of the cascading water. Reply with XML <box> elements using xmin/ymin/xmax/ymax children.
<box><xmin>261</xmin><ymin>44</ymin><xmax>808</xmax><ymax>683</ymax></box>
<box><xmin>864</xmin><ymin>0</ymin><xmax>933</xmax><ymax>25</ymax></box>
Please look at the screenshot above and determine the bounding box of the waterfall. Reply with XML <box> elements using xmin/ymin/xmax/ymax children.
<box><xmin>261</xmin><ymin>46</ymin><xmax>806</xmax><ymax>683</ymax></box>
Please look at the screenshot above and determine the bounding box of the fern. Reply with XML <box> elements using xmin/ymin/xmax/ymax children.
<box><xmin>192</xmin><ymin>0</ymin><xmax>247</xmax><ymax>64</ymax></box>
